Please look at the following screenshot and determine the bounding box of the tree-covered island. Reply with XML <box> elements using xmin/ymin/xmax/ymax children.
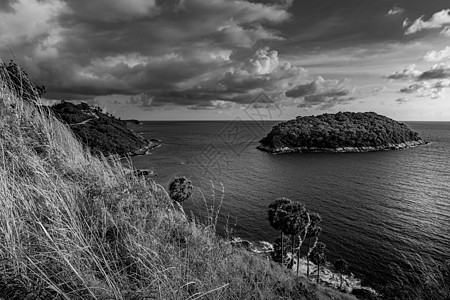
<box><xmin>258</xmin><ymin>112</ymin><xmax>427</xmax><ymax>154</ymax></box>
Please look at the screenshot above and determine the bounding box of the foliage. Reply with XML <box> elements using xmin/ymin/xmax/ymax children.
<box><xmin>259</xmin><ymin>112</ymin><xmax>423</xmax><ymax>149</ymax></box>
<box><xmin>334</xmin><ymin>259</ymin><xmax>349</xmax><ymax>290</ymax></box>
<box><xmin>283</xmin><ymin>202</ymin><xmax>310</xmax><ymax>237</ymax></box>
<box><xmin>1</xmin><ymin>60</ymin><xmax>45</xmax><ymax>102</ymax></box>
<box><xmin>334</xmin><ymin>259</ymin><xmax>349</xmax><ymax>274</ymax></box>
<box><xmin>310</xmin><ymin>242</ymin><xmax>328</xmax><ymax>284</ymax></box>
<box><xmin>268</xmin><ymin>198</ymin><xmax>292</xmax><ymax>266</ymax></box>
<box><xmin>268</xmin><ymin>197</ymin><xmax>292</xmax><ymax>232</ymax></box>
<box><xmin>168</xmin><ymin>176</ymin><xmax>193</xmax><ymax>203</ymax></box>
<box><xmin>272</xmin><ymin>235</ymin><xmax>292</xmax><ymax>263</ymax></box>
<box><xmin>306</xmin><ymin>213</ymin><xmax>323</xmax><ymax>239</ymax></box>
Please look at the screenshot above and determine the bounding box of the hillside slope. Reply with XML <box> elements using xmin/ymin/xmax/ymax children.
<box><xmin>258</xmin><ymin>112</ymin><xmax>426</xmax><ymax>154</ymax></box>
<box><xmin>0</xmin><ymin>65</ymin><xmax>360</xmax><ymax>299</ymax></box>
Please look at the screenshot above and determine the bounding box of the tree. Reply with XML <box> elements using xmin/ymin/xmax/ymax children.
<box><xmin>283</xmin><ymin>202</ymin><xmax>310</xmax><ymax>276</ymax></box>
<box><xmin>334</xmin><ymin>259</ymin><xmax>349</xmax><ymax>290</ymax></box>
<box><xmin>310</xmin><ymin>242</ymin><xmax>328</xmax><ymax>284</ymax></box>
<box><xmin>168</xmin><ymin>176</ymin><xmax>193</xmax><ymax>204</ymax></box>
<box><xmin>305</xmin><ymin>213</ymin><xmax>322</xmax><ymax>279</ymax></box>
<box><xmin>268</xmin><ymin>198</ymin><xmax>292</xmax><ymax>265</ymax></box>
<box><xmin>2</xmin><ymin>60</ymin><xmax>45</xmax><ymax>102</ymax></box>
<box><xmin>271</xmin><ymin>235</ymin><xmax>291</xmax><ymax>264</ymax></box>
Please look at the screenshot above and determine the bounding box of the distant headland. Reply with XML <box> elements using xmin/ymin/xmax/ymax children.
<box><xmin>258</xmin><ymin>112</ymin><xmax>427</xmax><ymax>154</ymax></box>
<box><xmin>50</xmin><ymin>101</ymin><xmax>159</xmax><ymax>157</ymax></box>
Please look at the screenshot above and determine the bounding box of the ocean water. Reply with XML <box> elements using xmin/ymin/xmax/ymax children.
<box><xmin>130</xmin><ymin>120</ymin><xmax>450</xmax><ymax>286</ymax></box>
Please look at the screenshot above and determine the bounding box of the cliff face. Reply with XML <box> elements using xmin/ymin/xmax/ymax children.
<box><xmin>258</xmin><ymin>112</ymin><xmax>426</xmax><ymax>154</ymax></box>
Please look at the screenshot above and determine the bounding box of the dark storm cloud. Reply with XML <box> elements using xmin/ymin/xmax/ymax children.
<box><xmin>5</xmin><ymin>0</ymin><xmax>449</xmax><ymax>114</ymax></box>
<box><xmin>0</xmin><ymin>0</ymin><xmax>292</xmax><ymax>101</ymax></box>
<box><xmin>0</xmin><ymin>0</ymin><xmax>18</xmax><ymax>12</ymax></box>
<box><xmin>120</xmin><ymin>47</ymin><xmax>311</xmax><ymax>110</ymax></box>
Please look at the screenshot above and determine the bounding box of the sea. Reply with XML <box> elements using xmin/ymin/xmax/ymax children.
<box><xmin>129</xmin><ymin>120</ymin><xmax>450</xmax><ymax>287</ymax></box>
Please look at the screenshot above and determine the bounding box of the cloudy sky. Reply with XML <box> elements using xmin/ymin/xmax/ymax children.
<box><xmin>1</xmin><ymin>0</ymin><xmax>450</xmax><ymax>120</ymax></box>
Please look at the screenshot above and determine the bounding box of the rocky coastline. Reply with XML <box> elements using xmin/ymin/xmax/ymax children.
<box><xmin>126</xmin><ymin>141</ymin><xmax>161</xmax><ymax>157</ymax></box>
<box><xmin>230</xmin><ymin>237</ymin><xmax>378</xmax><ymax>297</ymax></box>
<box><xmin>257</xmin><ymin>139</ymin><xmax>428</xmax><ymax>154</ymax></box>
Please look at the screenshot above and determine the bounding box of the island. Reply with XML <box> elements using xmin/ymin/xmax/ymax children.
<box><xmin>50</xmin><ymin>101</ymin><xmax>159</xmax><ymax>157</ymax></box>
<box><xmin>258</xmin><ymin>112</ymin><xmax>427</xmax><ymax>154</ymax></box>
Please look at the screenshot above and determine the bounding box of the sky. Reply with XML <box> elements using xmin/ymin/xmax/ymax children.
<box><xmin>1</xmin><ymin>0</ymin><xmax>450</xmax><ymax>121</ymax></box>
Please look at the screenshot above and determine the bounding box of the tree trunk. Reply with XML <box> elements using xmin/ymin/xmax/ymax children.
<box><xmin>296</xmin><ymin>230</ymin><xmax>308</xmax><ymax>276</ymax></box>
<box><xmin>281</xmin><ymin>231</ymin><xmax>284</xmax><ymax>265</ymax></box>
<box><xmin>306</xmin><ymin>238</ymin><xmax>311</xmax><ymax>278</ymax></box>
<box><xmin>307</xmin><ymin>236</ymin><xmax>319</xmax><ymax>279</ymax></box>
<box><xmin>291</xmin><ymin>234</ymin><xmax>295</xmax><ymax>258</ymax></box>
<box><xmin>317</xmin><ymin>262</ymin><xmax>320</xmax><ymax>284</ymax></box>
<box><xmin>296</xmin><ymin>237</ymin><xmax>301</xmax><ymax>275</ymax></box>
<box><xmin>340</xmin><ymin>273</ymin><xmax>343</xmax><ymax>290</ymax></box>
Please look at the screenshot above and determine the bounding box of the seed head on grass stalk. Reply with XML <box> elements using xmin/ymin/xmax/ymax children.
<box><xmin>197</xmin><ymin>181</ymin><xmax>225</xmax><ymax>232</ymax></box>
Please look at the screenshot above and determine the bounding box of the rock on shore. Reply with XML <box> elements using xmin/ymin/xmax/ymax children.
<box><xmin>257</xmin><ymin>139</ymin><xmax>427</xmax><ymax>154</ymax></box>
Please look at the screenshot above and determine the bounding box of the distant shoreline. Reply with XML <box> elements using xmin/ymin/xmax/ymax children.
<box><xmin>257</xmin><ymin>139</ymin><xmax>428</xmax><ymax>154</ymax></box>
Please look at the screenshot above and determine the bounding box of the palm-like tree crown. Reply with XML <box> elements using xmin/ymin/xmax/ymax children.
<box><xmin>268</xmin><ymin>198</ymin><xmax>292</xmax><ymax>231</ymax></box>
<box><xmin>283</xmin><ymin>202</ymin><xmax>310</xmax><ymax>236</ymax></box>
<box><xmin>306</xmin><ymin>213</ymin><xmax>322</xmax><ymax>238</ymax></box>
<box><xmin>168</xmin><ymin>176</ymin><xmax>193</xmax><ymax>203</ymax></box>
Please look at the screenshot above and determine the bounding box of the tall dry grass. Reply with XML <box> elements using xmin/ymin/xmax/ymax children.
<box><xmin>0</xmin><ymin>61</ymin><xmax>359</xmax><ymax>300</ymax></box>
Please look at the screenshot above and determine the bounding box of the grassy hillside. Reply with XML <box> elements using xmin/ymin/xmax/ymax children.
<box><xmin>0</xmin><ymin>64</ymin><xmax>363</xmax><ymax>299</ymax></box>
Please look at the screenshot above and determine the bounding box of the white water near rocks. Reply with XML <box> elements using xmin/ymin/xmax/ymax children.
<box><xmin>131</xmin><ymin>121</ymin><xmax>450</xmax><ymax>287</ymax></box>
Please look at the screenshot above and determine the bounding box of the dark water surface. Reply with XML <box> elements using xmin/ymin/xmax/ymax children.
<box><xmin>130</xmin><ymin>121</ymin><xmax>450</xmax><ymax>286</ymax></box>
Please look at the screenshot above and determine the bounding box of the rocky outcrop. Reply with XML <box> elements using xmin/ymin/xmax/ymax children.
<box><xmin>257</xmin><ymin>139</ymin><xmax>428</xmax><ymax>154</ymax></box>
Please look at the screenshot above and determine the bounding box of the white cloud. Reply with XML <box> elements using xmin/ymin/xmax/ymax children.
<box><xmin>400</xmin><ymin>81</ymin><xmax>432</xmax><ymax>93</ymax></box>
<box><xmin>405</xmin><ymin>9</ymin><xmax>450</xmax><ymax>35</ymax></box>
<box><xmin>441</xmin><ymin>26</ymin><xmax>450</xmax><ymax>36</ymax></box>
<box><xmin>422</xmin><ymin>47</ymin><xmax>450</xmax><ymax>62</ymax></box>
<box><xmin>399</xmin><ymin>79</ymin><xmax>450</xmax><ymax>99</ymax></box>
<box><xmin>387</xmin><ymin>5</ymin><xmax>404</xmax><ymax>16</ymax></box>
<box><xmin>387</xmin><ymin>64</ymin><xmax>421</xmax><ymax>79</ymax></box>
<box><xmin>285</xmin><ymin>76</ymin><xmax>355</xmax><ymax>109</ymax></box>
<box><xmin>243</xmin><ymin>47</ymin><xmax>280</xmax><ymax>75</ymax></box>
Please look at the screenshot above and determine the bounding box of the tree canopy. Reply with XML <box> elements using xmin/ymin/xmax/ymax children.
<box><xmin>169</xmin><ymin>176</ymin><xmax>193</xmax><ymax>204</ymax></box>
<box><xmin>259</xmin><ymin>112</ymin><xmax>423</xmax><ymax>150</ymax></box>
